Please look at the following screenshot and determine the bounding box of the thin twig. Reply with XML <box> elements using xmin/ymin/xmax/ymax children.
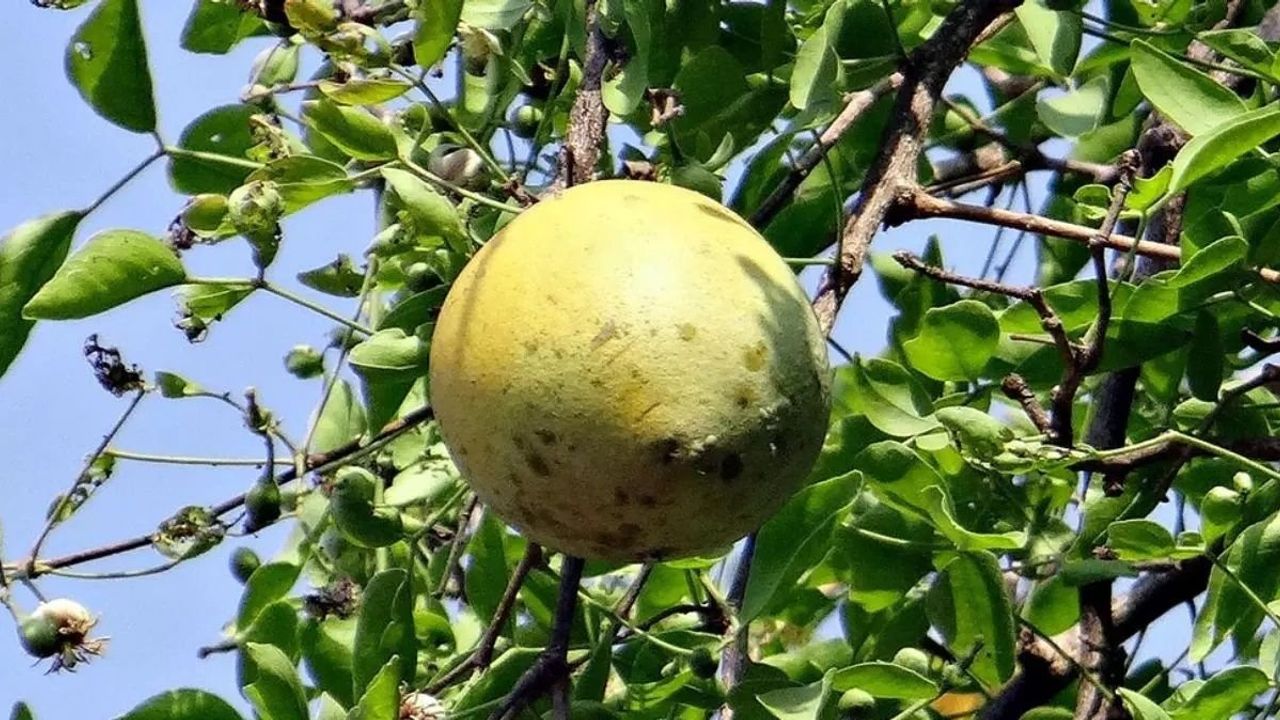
<box><xmin>437</xmin><ymin>495</ymin><xmax>480</xmax><ymax>598</ymax></box>
<box><xmin>13</xmin><ymin>405</ymin><xmax>435</xmax><ymax>580</ymax></box>
<box><xmin>718</xmin><ymin>533</ymin><xmax>757</xmax><ymax>720</ymax></box>
<box><xmin>894</xmin><ymin>188</ymin><xmax>1280</xmax><ymax>283</ymax></box>
<box><xmin>1002</xmin><ymin>374</ymin><xmax>1052</xmax><ymax>435</ymax></box>
<box><xmin>27</xmin><ymin>389</ymin><xmax>147</xmax><ymax>573</ymax></box>
<box><xmin>750</xmin><ymin>74</ymin><xmax>904</xmax><ymax>228</ymax></box>
<box><xmin>426</xmin><ymin>544</ymin><xmax>544</xmax><ymax>693</ymax></box>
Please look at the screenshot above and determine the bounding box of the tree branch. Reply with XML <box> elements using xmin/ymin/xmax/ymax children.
<box><xmin>12</xmin><ymin>405</ymin><xmax>436</xmax><ymax>580</ymax></box>
<box><xmin>492</xmin><ymin>556</ymin><xmax>585</xmax><ymax>720</ymax></box>
<box><xmin>552</xmin><ymin>0</ymin><xmax>609</xmax><ymax>190</ymax></box>
<box><xmin>811</xmin><ymin>0</ymin><xmax>1023</xmax><ymax>334</ymax></box>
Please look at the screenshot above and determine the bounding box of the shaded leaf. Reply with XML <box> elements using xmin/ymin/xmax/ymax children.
<box><xmin>302</xmin><ymin>100</ymin><xmax>398</xmax><ymax>161</ymax></box>
<box><xmin>413</xmin><ymin>0</ymin><xmax>464</xmax><ymax>68</ymax></box>
<box><xmin>353</xmin><ymin>569</ymin><xmax>416</xmax><ymax>696</ymax></box>
<box><xmin>181</xmin><ymin>0</ymin><xmax>263</xmax><ymax>54</ymax></box>
<box><xmin>0</xmin><ymin>212</ymin><xmax>81</xmax><ymax>379</ymax></box>
<box><xmin>901</xmin><ymin>300</ymin><xmax>999</xmax><ymax>381</ymax></box>
<box><xmin>242</xmin><ymin>643</ymin><xmax>308</xmax><ymax>720</ymax></box>
<box><xmin>741</xmin><ymin>471</ymin><xmax>860</xmax><ymax>622</ymax></box>
<box><xmin>830</xmin><ymin>662</ymin><xmax>938</xmax><ymax>699</ymax></box>
<box><xmin>169</xmin><ymin>105</ymin><xmax>260</xmax><ymax>195</ymax></box>
<box><xmin>117</xmin><ymin>690</ymin><xmax>243</xmax><ymax>720</ymax></box>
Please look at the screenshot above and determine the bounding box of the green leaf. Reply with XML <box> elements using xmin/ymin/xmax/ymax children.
<box><xmin>1106</xmin><ymin>519</ymin><xmax>1175</xmax><ymax>560</ymax></box>
<box><xmin>1192</xmin><ymin>511</ymin><xmax>1280</xmax><ymax>660</ymax></box>
<box><xmin>1186</xmin><ymin>311</ymin><xmax>1223</xmax><ymax>401</ymax></box>
<box><xmin>181</xmin><ymin>0</ymin><xmax>263</xmax><ymax>54</ymax></box>
<box><xmin>453</xmin><ymin>648</ymin><xmax>541</xmax><ymax>712</ymax></box>
<box><xmin>1169</xmin><ymin>666</ymin><xmax>1269</xmax><ymax>720</ymax></box>
<box><xmin>1169</xmin><ymin>104</ymin><xmax>1280</xmax><ymax>195</ymax></box>
<box><xmin>1036</xmin><ymin>75</ymin><xmax>1107</xmax><ymax>137</ymax></box>
<box><xmin>464</xmin><ymin>512</ymin><xmax>509</xmax><ymax>624</ymax></box>
<box><xmin>380</xmin><ymin>168</ymin><xmax>467</xmax><ymax>249</ymax></box>
<box><xmin>246</xmin><ymin>155</ymin><xmax>353</xmax><ymax>213</ymax></box>
<box><xmin>1167</xmin><ymin>236</ymin><xmax>1248</xmax><ymax>290</ymax></box>
<box><xmin>901</xmin><ymin>300</ymin><xmax>999</xmax><ymax>381</ymax></box>
<box><xmin>236</xmin><ymin>562</ymin><xmax>301</xmax><ymax>631</ymax></box>
<box><xmin>1196</xmin><ymin>29</ymin><xmax>1275</xmax><ymax>77</ymax></box>
<box><xmin>169</xmin><ymin>105</ymin><xmax>260</xmax><ymax>194</ymax></box>
<box><xmin>349</xmin><ymin>329</ymin><xmax>430</xmax><ymax>382</ymax></box>
<box><xmin>0</xmin><ymin>212</ymin><xmax>81</xmax><ymax>380</ymax></box>
<box><xmin>935</xmin><ymin>406</ymin><xmax>1013</xmax><ymax>463</ymax></box>
<box><xmin>830</xmin><ymin>662</ymin><xmax>938</xmax><ymax>699</ymax></box>
<box><xmin>790</xmin><ymin>0</ymin><xmax>844</xmax><ymax>110</ymax></box>
<box><xmin>116</xmin><ymin>690</ymin><xmax>243</xmax><ymax>720</ymax></box>
<box><xmin>741</xmin><ymin>471</ymin><xmax>860</xmax><ymax>622</ymax></box>
<box><xmin>9</xmin><ymin>703</ymin><xmax>34</xmax><ymax>720</ymax></box>
<box><xmin>857</xmin><ymin>441</ymin><xmax>1023</xmax><ymax>550</ymax></box>
<box><xmin>309</xmin><ymin>380</ymin><xmax>366</xmax><ymax>453</ymax></box>
<box><xmin>301</xmin><ymin>618</ymin><xmax>356</xmax><ymax>708</ymax></box>
<box><xmin>1129</xmin><ymin>39</ymin><xmax>1244</xmax><ymax>137</ymax></box>
<box><xmin>65</xmin><ymin>0</ymin><xmax>156</xmax><ymax>132</ymax></box>
<box><xmin>1119</xmin><ymin>688</ymin><xmax>1172</xmax><ymax>720</ymax></box>
<box><xmin>302</xmin><ymin>100</ymin><xmax>398</xmax><ymax>161</ymax></box>
<box><xmin>841</xmin><ymin>357</ymin><xmax>939</xmax><ymax>437</ymax></box>
<box><xmin>932</xmin><ymin>551</ymin><xmax>1017</xmax><ymax>686</ymax></box>
<box><xmin>413</xmin><ymin>0</ymin><xmax>463</xmax><ymax>68</ymax></box>
<box><xmin>242</xmin><ymin>643</ymin><xmax>308</xmax><ymax>720</ymax></box>
<box><xmin>353</xmin><ymin>569</ymin><xmax>416</xmax><ymax>696</ymax></box>
<box><xmin>460</xmin><ymin>0</ymin><xmax>532</xmax><ymax>30</ymax></box>
<box><xmin>603</xmin><ymin>0</ymin><xmax>653</xmax><ymax>116</ymax></box>
<box><xmin>347</xmin><ymin>658</ymin><xmax>401</xmax><ymax>720</ymax></box>
<box><xmin>297</xmin><ymin>254</ymin><xmax>365</xmax><ymax>297</ymax></box>
<box><xmin>318</xmin><ymin>79</ymin><xmax>413</xmax><ymax>106</ymax></box>
<box><xmin>1014</xmin><ymin>0</ymin><xmax>1081</xmax><ymax>77</ymax></box>
<box><xmin>24</xmin><ymin>230</ymin><xmax>186</xmax><ymax>320</ymax></box>
<box><xmin>757</xmin><ymin>674</ymin><xmax>834</xmax><ymax>720</ymax></box>
<box><xmin>154</xmin><ymin>370</ymin><xmax>204</xmax><ymax>398</ymax></box>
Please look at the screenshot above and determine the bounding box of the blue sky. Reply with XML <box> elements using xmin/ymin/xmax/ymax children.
<box><xmin>0</xmin><ymin>2</ymin><xmax>1135</xmax><ymax>718</ymax></box>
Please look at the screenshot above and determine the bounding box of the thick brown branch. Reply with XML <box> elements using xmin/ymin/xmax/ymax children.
<box><xmin>1002</xmin><ymin>374</ymin><xmax>1052</xmax><ymax>435</ymax></box>
<box><xmin>552</xmin><ymin>0</ymin><xmax>609</xmax><ymax>190</ymax></box>
<box><xmin>811</xmin><ymin>0</ymin><xmax>1023</xmax><ymax>334</ymax></box>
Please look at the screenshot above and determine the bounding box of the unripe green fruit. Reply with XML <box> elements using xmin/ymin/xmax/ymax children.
<box><xmin>1233</xmin><ymin>471</ymin><xmax>1254</xmax><ymax>494</ymax></box>
<box><xmin>18</xmin><ymin>614</ymin><xmax>60</xmax><ymax>659</ymax></box>
<box><xmin>230</xmin><ymin>547</ymin><xmax>262</xmax><ymax>584</ymax></box>
<box><xmin>837</xmin><ymin>688</ymin><xmax>875</xmax><ymax>715</ymax></box>
<box><xmin>405</xmin><ymin>262</ymin><xmax>437</xmax><ymax>292</ymax></box>
<box><xmin>893</xmin><ymin>647</ymin><xmax>930</xmax><ymax>675</ymax></box>
<box><xmin>245</xmin><ymin>481</ymin><xmax>283</xmax><ymax>533</ymax></box>
<box><xmin>285</xmin><ymin>345</ymin><xmax>325</xmax><ymax>379</ymax></box>
<box><xmin>512</xmin><ymin>105</ymin><xmax>543</xmax><ymax>138</ymax></box>
<box><xmin>1201</xmin><ymin>485</ymin><xmax>1243</xmax><ymax>527</ymax></box>
<box><xmin>689</xmin><ymin>647</ymin><xmax>718</xmax><ymax>679</ymax></box>
<box><xmin>182</xmin><ymin>194</ymin><xmax>229</xmax><ymax>234</ymax></box>
<box><xmin>330</xmin><ymin>467</ymin><xmax>409</xmax><ymax>548</ymax></box>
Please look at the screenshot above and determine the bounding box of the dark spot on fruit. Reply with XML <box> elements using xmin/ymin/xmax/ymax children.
<box><xmin>546</xmin><ymin>294</ymin><xmax>559</xmax><ymax>305</ymax></box>
<box><xmin>657</xmin><ymin>437</ymin><xmax>681</xmax><ymax>464</ymax></box>
<box><xmin>511</xmin><ymin>434</ymin><xmax>526</xmax><ymax>449</ymax></box>
<box><xmin>735</xmin><ymin>392</ymin><xmax>752</xmax><ymax>409</ymax></box>
<box><xmin>525</xmin><ymin>451</ymin><xmax>551</xmax><ymax>477</ymax></box>
<box><xmin>619</xmin><ymin>523</ymin><xmax>641</xmax><ymax>541</ymax></box>
<box><xmin>771</xmin><ymin>435</ymin><xmax>788</xmax><ymax>458</ymax></box>
<box><xmin>523</xmin><ymin>339</ymin><xmax>540</xmax><ymax>354</ymax></box>
<box><xmin>457</xmin><ymin>444</ymin><xmax>469</xmax><ymax>456</ymax></box>
<box><xmin>590</xmin><ymin>377</ymin><xmax>605</xmax><ymax>388</ymax></box>
<box><xmin>638</xmin><ymin>495</ymin><xmax>658</xmax><ymax>508</ymax></box>
<box><xmin>742</xmin><ymin>342</ymin><xmax>767</xmax><ymax>372</ymax></box>
<box><xmin>614</xmin><ymin>488</ymin><xmax>631</xmax><ymax>505</ymax></box>
<box><xmin>678</xmin><ymin>323</ymin><xmax>697</xmax><ymax>341</ymax></box>
<box><xmin>591</xmin><ymin>320</ymin><xmax>619</xmax><ymax>349</ymax></box>
<box><xmin>646</xmin><ymin>546</ymin><xmax>673</xmax><ymax>561</ymax></box>
<box><xmin>535</xmin><ymin>429</ymin><xmax>558</xmax><ymax>445</ymax></box>
<box><xmin>553</xmin><ymin>348</ymin><xmax>565</xmax><ymax>359</ymax></box>
<box><xmin>720</xmin><ymin>453</ymin><xmax>744</xmax><ymax>481</ymax></box>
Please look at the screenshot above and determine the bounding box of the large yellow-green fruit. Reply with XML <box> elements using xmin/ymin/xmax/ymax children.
<box><xmin>429</xmin><ymin>180</ymin><xmax>831</xmax><ymax>561</ymax></box>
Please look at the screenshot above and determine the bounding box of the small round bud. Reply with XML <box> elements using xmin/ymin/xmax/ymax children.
<box><xmin>230</xmin><ymin>547</ymin><xmax>262</xmax><ymax>583</ymax></box>
<box><xmin>284</xmin><ymin>345</ymin><xmax>325</xmax><ymax>379</ymax></box>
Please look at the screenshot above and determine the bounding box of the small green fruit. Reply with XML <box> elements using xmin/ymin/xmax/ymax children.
<box><xmin>285</xmin><ymin>345</ymin><xmax>324</xmax><ymax>379</ymax></box>
<box><xmin>18</xmin><ymin>613</ymin><xmax>60</xmax><ymax>659</ymax></box>
<box><xmin>837</xmin><ymin>688</ymin><xmax>875</xmax><ymax>715</ymax></box>
<box><xmin>893</xmin><ymin>647</ymin><xmax>931</xmax><ymax>675</ymax></box>
<box><xmin>230</xmin><ymin>547</ymin><xmax>262</xmax><ymax>584</ymax></box>
<box><xmin>1201</xmin><ymin>485</ymin><xmax>1243</xmax><ymax>526</ymax></box>
<box><xmin>245</xmin><ymin>481</ymin><xmax>283</xmax><ymax>533</ymax></box>
<box><xmin>405</xmin><ymin>261</ymin><xmax>437</xmax><ymax>292</ymax></box>
<box><xmin>331</xmin><ymin>467</ymin><xmax>408</xmax><ymax>548</ymax></box>
<box><xmin>689</xmin><ymin>647</ymin><xmax>718</xmax><ymax>679</ymax></box>
<box><xmin>512</xmin><ymin>105</ymin><xmax>543</xmax><ymax>138</ymax></box>
<box><xmin>1233</xmin><ymin>471</ymin><xmax>1254</xmax><ymax>494</ymax></box>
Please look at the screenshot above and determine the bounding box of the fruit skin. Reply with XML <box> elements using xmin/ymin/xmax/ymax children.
<box><xmin>429</xmin><ymin>180</ymin><xmax>831</xmax><ymax>561</ymax></box>
<box><xmin>19</xmin><ymin>613</ymin><xmax>61</xmax><ymax>659</ymax></box>
<box><xmin>230</xmin><ymin>547</ymin><xmax>262</xmax><ymax>583</ymax></box>
<box><xmin>893</xmin><ymin>647</ymin><xmax>931</xmax><ymax>675</ymax></box>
